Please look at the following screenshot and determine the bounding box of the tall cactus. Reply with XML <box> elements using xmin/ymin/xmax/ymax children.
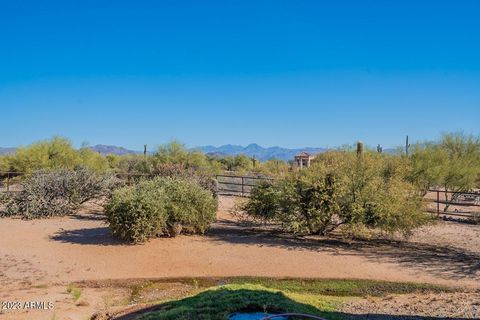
<box><xmin>405</xmin><ymin>136</ymin><xmax>411</xmax><ymax>157</ymax></box>
<box><xmin>357</xmin><ymin>141</ymin><xmax>364</xmax><ymax>157</ymax></box>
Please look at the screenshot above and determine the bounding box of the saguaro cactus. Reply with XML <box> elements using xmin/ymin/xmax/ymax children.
<box><xmin>357</xmin><ymin>141</ymin><xmax>364</xmax><ymax>157</ymax></box>
<box><xmin>405</xmin><ymin>136</ymin><xmax>411</xmax><ymax>157</ymax></box>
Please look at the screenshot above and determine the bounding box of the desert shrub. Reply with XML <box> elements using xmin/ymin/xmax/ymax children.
<box><xmin>77</xmin><ymin>147</ymin><xmax>110</xmax><ymax>172</ymax></box>
<box><xmin>105</xmin><ymin>180</ymin><xmax>169</xmax><ymax>243</ymax></box>
<box><xmin>162</xmin><ymin>178</ymin><xmax>218</xmax><ymax>234</ymax></box>
<box><xmin>241</xmin><ymin>171</ymin><xmax>342</xmax><ymax>235</ymax></box>
<box><xmin>105</xmin><ymin>177</ymin><xmax>218</xmax><ymax>243</ymax></box>
<box><xmin>241</xmin><ymin>151</ymin><xmax>430</xmax><ymax>237</ymax></box>
<box><xmin>152</xmin><ymin>141</ymin><xmax>221</xmax><ymax>175</ymax></box>
<box><xmin>409</xmin><ymin>133</ymin><xmax>480</xmax><ymax>209</ymax></box>
<box><xmin>240</xmin><ymin>181</ymin><xmax>280</xmax><ymax>222</ymax></box>
<box><xmin>218</xmin><ymin>154</ymin><xmax>254</xmax><ymax>173</ymax></box>
<box><xmin>115</xmin><ymin>154</ymin><xmax>153</xmax><ymax>175</ymax></box>
<box><xmin>153</xmin><ymin>163</ymin><xmax>218</xmax><ymax>197</ymax></box>
<box><xmin>112</xmin><ymin>142</ymin><xmax>220</xmax><ymax>195</ymax></box>
<box><xmin>0</xmin><ymin>156</ymin><xmax>9</xmax><ymax>172</ymax></box>
<box><xmin>259</xmin><ymin>159</ymin><xmax>290</xmax><ymax>177</ymax></box>
<box><xmin>0</xmin><ymin>168</ymin><xmax>118</xmax><ymax>219</ymax></box>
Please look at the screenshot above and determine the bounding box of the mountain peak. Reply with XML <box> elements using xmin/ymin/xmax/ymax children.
<box><xmin>89</xmin><ymin>145</ymin><xmax>139</xmax><ymax>156</ymax></box>
<box><xmin>246</xmin><ymin>143</ymin><xmax>261</xmax><ymax>148</ymax></box>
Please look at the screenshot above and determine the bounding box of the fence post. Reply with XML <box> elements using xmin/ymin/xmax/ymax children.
<box><xmin>436</xmin><ymin>190</ymin><xmax>440</xmax><ymax>215</ymax></box>
<box><xmin>241</xmin><ymin>177</ymin><xmax>244</xmax><ymax>197</ymax></box>
<box><xmin>6</xmin><ymin>172</ymin><xmax>10</xmax><ymax>193</ymax></box>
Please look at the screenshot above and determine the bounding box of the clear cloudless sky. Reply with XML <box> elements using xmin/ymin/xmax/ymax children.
<box><xmin>0</xmin><ymin>0</ymin><xmax>479</xmax><ymax>150</ymax></box>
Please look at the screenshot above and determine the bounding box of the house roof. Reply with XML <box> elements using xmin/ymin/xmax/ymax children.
<box><xmin>295</xmin><ymin>151</ymin><xmax>312</xmax><ymax>157</ymax></box>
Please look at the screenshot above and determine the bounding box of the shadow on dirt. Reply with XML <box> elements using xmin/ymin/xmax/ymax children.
<box><xmin>206</xmin><ymin>220</ymin><xmax>480</xmax><ymax>280</ymax></box>
<box><xmin>50</xmin><ymin>227</ymin><xmax>124</xmax><ymax>246</ymax></box>
<box><xmin>73</xmin><ymin>213</ymin><xmax>107</xmax><ymax>221</ymax></box>
<box><xmin>49</xmin><ymin>215</ymin><xmax>480</xmax><ymax>279</ymax></box>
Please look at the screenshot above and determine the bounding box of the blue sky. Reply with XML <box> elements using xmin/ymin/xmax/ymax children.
<box><xmin>1</xmin><ymin>0</ymin><xmax>479</xmax><ymax>150</ymax></box>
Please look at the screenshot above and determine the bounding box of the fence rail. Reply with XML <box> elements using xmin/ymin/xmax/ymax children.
<box><xmin>216</xmin><ymin>174</ymin><xmax>273</xmax><ymax>197</ymax></box>
<box><xmin>0</xmin><ymin>172</ymin><xmax>24</xmax><ymax>193</ymax></box>
<box><xmin>424</xmin><ymin>189</ymin><xmax>480</xmax><ymax>219</ymax></box>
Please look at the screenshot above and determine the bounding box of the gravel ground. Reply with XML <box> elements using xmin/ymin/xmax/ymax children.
<box><xmin>342</xmin><ymin>292</ymin><xmax>480</xmax><ymax>319</ymax></box>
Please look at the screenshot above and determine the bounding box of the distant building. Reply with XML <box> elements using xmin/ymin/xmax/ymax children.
<box><xmin>294</xmin><ymin>151</ymin><xmax>316</xmax><ymax>168</ymax></box>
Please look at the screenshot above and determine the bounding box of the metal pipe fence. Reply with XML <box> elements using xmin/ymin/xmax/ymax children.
<box><xmin>425</xmin><ymin>189</ymin><xmax>480</xmax><ymax>219</ymax></box>
<box><xmin>216</xmin><ymin>174</ymin><xmax>273</xmax><ymax>197</ymax></box>
<box><xmin>0</xmin><ymin>172</ymin><xmax>24</xmax><ymax>193</ymax></box>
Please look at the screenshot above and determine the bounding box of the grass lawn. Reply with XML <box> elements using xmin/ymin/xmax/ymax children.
<box><xmin>132</xmin><ymin>278</ymin><xmax>453</xmax><ymax>320</ymax></box>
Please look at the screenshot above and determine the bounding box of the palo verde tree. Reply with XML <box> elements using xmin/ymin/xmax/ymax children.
<box><xmin>259</xmin><ymin>159</ymin><xmax>290</xmax><ymax>177</ymax></box>
<box><xmin>410</xmin><ymin>132</ymin><xmax>480</xmax><ymax>210</ymax></box>
<box><xmin>2</xmin><ymin>137</ymin><xmax>109</xmax><ymax>173</ymax></box>
<box><xmin>151</xmin><ymin>141</ymin><xmax>221</xmax><ymax>175</ymax></box>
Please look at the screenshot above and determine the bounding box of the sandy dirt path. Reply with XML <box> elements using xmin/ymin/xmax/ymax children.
<box><xmin>0</xmin><ymin>196</ymin><xmax>479</xmax><ymax>291</ymax></box>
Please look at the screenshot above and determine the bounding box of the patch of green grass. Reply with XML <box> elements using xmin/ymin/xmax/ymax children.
<box><xmin>66</xmin><ymin>283</ymin><xmax>82</xmax><ymax>301</ymax></box>
<box><xmin>227</xmin><ymin>278</ymin><xmax>453</xmax><ymax>297</ymax></box>
<box><xmin>129</xmin><ymin>278</ymin><xmax>457</xmax><ymax>320</ymax></box>
<box><xmin>138</xmin><ymin>284</ymin><xmax>341</xmax><ymax>320</ymax></box>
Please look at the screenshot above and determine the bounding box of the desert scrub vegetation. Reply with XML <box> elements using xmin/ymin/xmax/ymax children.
<box><xmin>240</xmin><ymin>151</ymin><xmax>431</xmax><ymax>237</ymax></box>
<box><xmin>0</xmin><ymin>137</ymin><xmax>111</xmax><ymax>173</ymax></box>
<box><xmin>152</xmin><ymin>163</ymin><xmax>218</xmax><ymax>197</ymax></box>
<box><xmin>0</xmin><ymin>167</ymin><xmax>117</xmax><ymax>219</ymax></box>
<box><xmin>408</xmin><ymin>132</ymin><xmax>480</xmax><ymax>202</ymax></box>
<box><xmin>105</xmin><ymin>177</ymin><xmax>218</xmax><ymax>243</ymax></box>
<box><xmin>66</xmin><ymin>283</ymin><xmax>82</xmax><ymax>301</ymax></box>
<box><xmin>0</xmin><ymin>137</ymin><xmax>291</xmax><ymax>179</ymax></box>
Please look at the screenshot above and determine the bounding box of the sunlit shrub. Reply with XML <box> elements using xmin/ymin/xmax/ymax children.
<box><xmin>105</xmin><ymin>177</ymin><xmax>217</xmax><ymax>243</ymax></box>
<box><xmin>241</xmin><ymin>151</ymin><xmax>430</xmax><ymax>237</ymax></box>
<box><xmin>1</xmin><ymin>168</ymin><xmax>118</xmax><ymax>219</ymax></box>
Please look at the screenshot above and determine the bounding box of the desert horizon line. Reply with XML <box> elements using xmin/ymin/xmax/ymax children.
<box><xmin>3</xmin><ymin>132</ymin><xmax>473</xmax><ymax>152</ymax></box>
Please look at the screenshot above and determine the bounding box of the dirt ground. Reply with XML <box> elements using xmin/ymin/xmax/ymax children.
<box><xmin>1</xmin><ymin>196</ymin><xmax>480</xmax><ymax>319</ymax></box>
<box><xmin>342</xmin><ymin>292</ymin><xmax>480</xmax><ymax>319</ymax></box>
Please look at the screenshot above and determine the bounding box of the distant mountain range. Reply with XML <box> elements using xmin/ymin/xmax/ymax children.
<box><xmin>0</xmin><ymin>147</ymin><xmax>15</xmax><ymax>155</ymax></box>
<box><xmin>88</xmin><ymin>144</ymin><xmax>141</xmax><ymax>156</ymax></box>
<box><xmin>89</xmin><ymin>143</ymin><xmax>327</xmax><ymax>161</ymax></box>
<box><xmin>0</xmin><ymin>145</ymin><xmax>141</xmax><ymax>156</ymax></box>
<box><xmin>193</xmin><ymin>143</ymin><xmax>327</xmax><ymax>161</ymax></box>
<box><xmin>0</xmin><ymin>144</ymin><xmax>327</xmax><ymax>162</ymax></box>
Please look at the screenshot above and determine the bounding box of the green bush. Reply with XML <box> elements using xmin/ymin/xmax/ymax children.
<box><xmin>152</xmin><ymin>141</ymin><xmax>222</xmax><ymax>175</ymax></box>
<box><xmin>1</xmin><ymin>168</ymin><xmax>117</xmax><ymax>219</ymax></box>
<box><xmin>112</xmin><ymin>142</ymin><xmax>220</xmax><ymax>196</ymax></box>
<box><xmin>153</xmin><ymin>163</ymin><xmax>218</xmax><ymax>197</ymax></box>
<box><xmin>105</xmin><ymin>180</ymin><xmax>169</xmax><ymax>243</ymax></box>
<box><xmin>241</xmin><ymin>151</ymin><xmax>430</xmax><ymax>237</ymax></box>
<box><xmin>105</xmin><ymin>177</ymin><xmax>218</xmax><ymax>243</ymax></box>
<box><xmin>241</xmin><ymin>173</ymin><xmax>342</xmax><ymax>235</ymax></box>
<box><xmin>409</xmin><ymin>133</ymin><xmax>480</xmax><ymax>209</ymax></box>
<box><xmin>3</xmin><ymin>137</ymin><xmax>109</xmax><ymax>173</ymax></box>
